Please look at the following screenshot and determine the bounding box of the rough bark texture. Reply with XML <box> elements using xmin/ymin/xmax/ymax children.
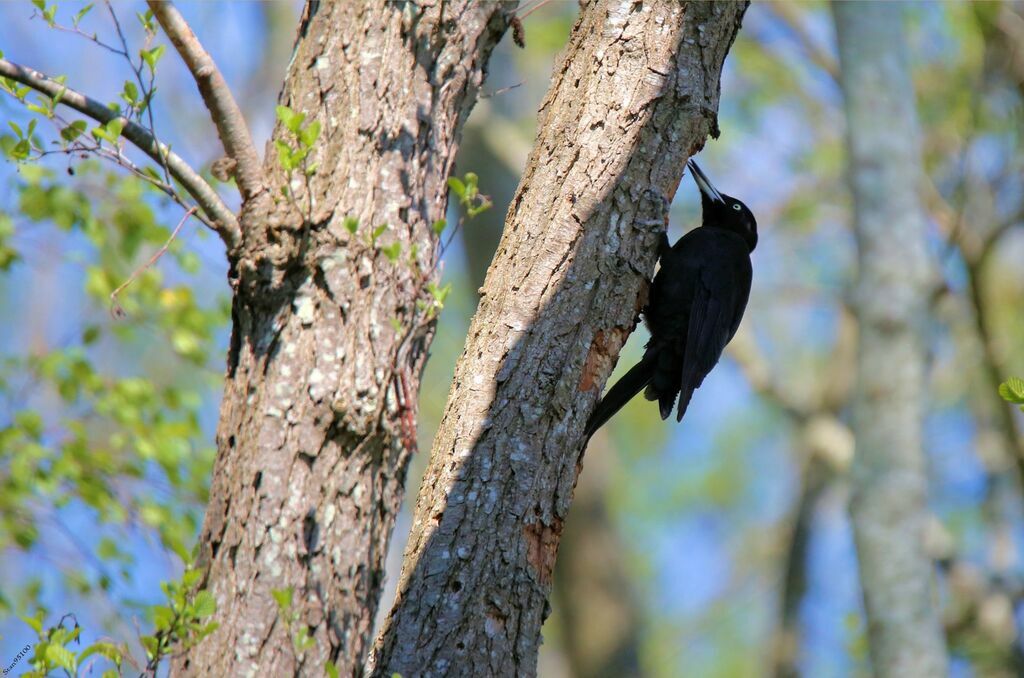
<box><xmin>368</xmin><ymin>1</ymin><xmax>748</xmax><ymax>675</ymax></box>
<box><xmin>833</xmin><ymin>2</ymin><xmax>950</xmax><ymax>676</ymax></box>
<box><xmin>457</xmin><ymin>128</ymin><xmax>644</xmax><ymax>678</ymax></box>
<box><xmin>177</xmin><ymin>3</ymin><xmax>513</xmax><ymax>675</ymax></box>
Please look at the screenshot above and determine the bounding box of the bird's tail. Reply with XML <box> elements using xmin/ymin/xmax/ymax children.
<box><xmin>584</xmin><ymin>350</ymin><xmax>658</xmax><ymax>440</ymax></box>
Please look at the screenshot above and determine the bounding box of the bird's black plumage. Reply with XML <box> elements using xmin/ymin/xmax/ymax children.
<box><xmin>584</xmin><ymin>159</ymin><xmax>757</xmax><ymax>439</ymax></box>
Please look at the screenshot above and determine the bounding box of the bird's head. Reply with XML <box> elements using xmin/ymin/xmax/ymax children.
<box><xmin>687</xmin><ymin>159</ymin><xmax>757</xmax><ymax>252</ymax></box>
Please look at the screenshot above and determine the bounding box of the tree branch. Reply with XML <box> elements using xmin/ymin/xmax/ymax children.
<box><xmin>0</xmin><ymin>57</ymin><xmax>240</xmax><ymax>249</ymax></box>
<box><xmin>148</xmin><ymin>0</ymin><xmax>264</xmax><ymax>201</ymax></box>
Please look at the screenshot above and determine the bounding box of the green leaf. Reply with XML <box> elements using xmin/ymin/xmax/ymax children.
<box><xmin>294</xmin><ymin>629</ymin><xmax>315</xmax><ymax>651</ymax></box>
<box><xmin>431</xmin><ymin>218</ymin><xmax>447</xmax><ymax>235</ymax></box>
<box><xmin>381</xmin><ymin>241</ymin><xmax>401</xmax><ymax>263</ymax></box>
<box><xmin>32</xmin><ymin>0</ymin><xmax>46</xmax><ymax>10</ymax></box>
<box><xmin>182</xmin><ymin>568</ymin><xmax>203</xmax><ymax>588</ymax></box>
<box><xmin>998</xmin><ymin>377</ymin><xmax>1024</xmax><ymax>404</ymax></box>
<box><xmin>122</xmin><ymin>80</ymin><xmax>139</xmax><ymax>105</ymax></box>
<box><xmin>197</xmin><ymin>621</ymin><xmax>219</xmax><ymax>640</ymax></box>
<box><xmin>326</xmin><ymin>661</ymin><xmax>340</xmax><ymax>678</ymax></box>
<box><xmin>467</xmin><ymin>197</ymin><xmax>492</xmax><ymax>218</ymax></box>
<box><xmin>45</xmin><ymin>644</ymin><xmax>77</xmax><ymax>673</ymax></box>
<box><xmin>152</xmin><ymin>604</ymin><xmax>174</xmax><ymax>631</ymax></box>
<box><xmin>271</xmin><ymin>587</ymin><xmax>293</xmax><ymax>612</ymax></box>
<box><xmin>25</xmin><ymin>103</ymin><xmax>49</xmax><ymax>117</ymax></box>
<box><xmin>275</xmin><ymin>140</ymin><xmax>296</xmax><ymax>171</ymax></box>
<box><xmin>60</xmin><ymin>120</ymin><xmax>87</xmax><ymax>142</ymax></box>
<box><xmin>140</xmin><ymin>45</ymin><xmax>166</xmax><ymax>71</ymax></box>
<box><xmin>21</xmin><ymin>613</ymin><xmax>43</xmax><ymax>634</ymax></box>
<box><xmin>43</xmin><ymin>4</ymin><xmax>57</xmax><ymax>26</ymax></box>
<box><xmin>371</xmin><ymin>224</ymin><xmax>388</xmax><ymax>244</ymax></box>
<box><xmin>73</xmin><ymin>4</ymin><xmax>93</xmax><ymax>26</ymax></box>
<box><xmin>78</xmin><ymin>641</ymin><xmax>122</xmax><ymax>665</ymax></box>
<box><xmin>343</xmin><ymin>216</ymin><xmax>359</xmax><ymax>234</ymax></box>
<box><xmin>389</xmin><ymin>317</ymin><xmax>403</xmax><ymax>332</ymax></box>
<box><xmin>11</xmin><ymin>138</ymin><xmax>30</xmax><ymax>159</ymax></box>
<box><xmin>299</xmin><ymin>120</ymin><xmax>321</xmax><ymax>147</ymax></box>
<box><xmin>8</xmin><ymin>121</ymin><xmax>23</xmax><ymax>138</ymax></box>
<box><xmin>140</xmin><ymin>635</ymin><xmax>159</xmax><ymax>659</ymax></box>
<box><xmin>192</xmin><ymin>590</ymin><xmax>216</xmax><ymax>618</ymax></box>
<box><xmin>105</xmin><ymin>117</ymin><xmax>125</xmax><ymax>140</ymax></box>
<box><xmin>426</xmin><ymin>281</ymin><xmax>452</xmax><ymax>307</ymax></box>
<box><xmin>137</xmin><ymin>9</ymin><xmax>155</xmax><ymax>32</ymax></box>
<box><xmin>92</xmin><ymin>118</ymin><xmax>125</xmax><ymax>143</ymax></box>
<box><xmin>447</xmin><ymin>176</ymin><xmax>466</xmax><ymax>199</ymax></box>
<box><xmin>275</xmin><ymin>105</ymin><xmax>306</xmax><ymax>133</ymax></box>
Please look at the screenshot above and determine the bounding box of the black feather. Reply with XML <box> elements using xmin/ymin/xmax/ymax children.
<box><xmin>584</xmin><ymin>350</ymin><xmax>657</xmax><ymax>440</ymax></box>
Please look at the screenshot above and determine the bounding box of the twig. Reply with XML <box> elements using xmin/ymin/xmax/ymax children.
<box><xmin>481</xmin><ymin>81</ymin><xmax>524</xmax><ymax>99</ymax></box>
<box><xmin>148</xmin><ymin>0</ymin><xmax>264</xmax><ymax>201</ymax></box>
<box><xmin>0</xmin><ymin>57</ymin><xmax>240</xmax><ymax>248</ymax></box>
<box><xmin>519</xmin><ymin>0</ymin><xmax>554</xmax><ymax>21</ymax></box>
<box><xmin>106</xmin><ymin>1</ymin><xmax>174</xmax><ymax>188</ymax></box>
<box><xmin>109</xmin><ymin>207</ymin><xmax>196</xmax><ymax>319</ymax></box>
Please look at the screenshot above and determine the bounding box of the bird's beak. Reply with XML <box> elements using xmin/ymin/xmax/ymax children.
<box><xmin>687</xmin><ymin>159</ymin><xmax>725</xmax><ymax>204</ymax></box>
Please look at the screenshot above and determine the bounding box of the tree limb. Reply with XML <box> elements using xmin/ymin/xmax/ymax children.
<box><xmin>147</xmin><ymin>0</ymin><xmax>265</xmax><ymax>201</ymax></box>
<box><xmin>0</xmin><ymin>57</ymin><xmax>240</xmax><ymax>249</ymax></box>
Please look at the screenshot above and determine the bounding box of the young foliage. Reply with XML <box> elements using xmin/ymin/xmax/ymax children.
<box><xmin>140</xmin><ymin>566</ymin><xmax>219</xmax><ymax>671</ymax></box>
<box><xmin>272</xmin><ymin>587</ymin><xmax>316</xmax><ymax>657</ymax></box>
<box><xmin>998</xmin><ymin>377</ymin><xmax>1024</xmax><ymax>411</ymax></box>
<box><xmin>20</xmin><ymin>612</ymin><xmax>127</xmax><ymax>678</ymax></box>
<box><xmin>447</xmin><ymin>172</ymin><xmax>492</xmax><ymax>218</ymax></box>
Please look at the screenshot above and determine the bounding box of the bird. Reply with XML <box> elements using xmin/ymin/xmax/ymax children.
<box><xmin>584</xmin><ymin>159</ymin><xmax>757</xmax><ymax>439</ymax></box>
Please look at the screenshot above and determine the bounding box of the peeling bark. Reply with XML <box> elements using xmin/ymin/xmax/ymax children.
<box><xmin>177</xmin><ymin>3</ymin><xmax>513</xmax><ymax>675</ymax></box>
<box><xmin>368</xmin><ymin>2</ymin><xmax>748</xmax><ymax>675</ymax></box>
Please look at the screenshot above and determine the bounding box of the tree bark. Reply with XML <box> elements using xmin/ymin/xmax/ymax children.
<box><xmin>177</xmin><ymin>3</ymin><xmax>513</xmax><ymax>675</ymax></box>
<box><xmin>368</xmin><ymin>1</ymin><xmax>748</xmax><ymax>675</ymax></box>
<box><xmin>458</xmin><ymin>115</ymin><xmax>645</xmax><ymax>678</ymax></box>
<box><xmin>833</xmin><ymin>2</ymin><xmax>949</xmax><ymax>676</ymax></box>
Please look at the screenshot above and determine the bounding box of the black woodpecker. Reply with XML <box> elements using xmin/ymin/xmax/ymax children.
<box><xmin>584</xmin><ymin>159</ymin><xmax>757</xmax><ymax>439</ymax></box>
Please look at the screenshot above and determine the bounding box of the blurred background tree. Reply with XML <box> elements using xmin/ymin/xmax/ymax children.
<box><xmin>1</xmin><ymin>1</ymin><xmax>1023</xmax><ymax>676</ymax></box>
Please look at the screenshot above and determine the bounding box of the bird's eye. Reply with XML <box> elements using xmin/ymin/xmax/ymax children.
<box><xmin>732</xmin><ymin>204</ymin><xmax>742</xmax><ymax>211</ymax></box>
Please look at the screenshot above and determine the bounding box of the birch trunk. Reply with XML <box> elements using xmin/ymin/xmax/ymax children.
<box><xmin>833</xmin><ymin>2</ymin><xmax>949</xmax><ymax>676</ymax></box>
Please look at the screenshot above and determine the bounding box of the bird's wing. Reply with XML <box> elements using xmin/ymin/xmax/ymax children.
<box><xmin>675</xmin><ymin>255</ymin><xmax>751</xmax><ymax>421</ymax></box>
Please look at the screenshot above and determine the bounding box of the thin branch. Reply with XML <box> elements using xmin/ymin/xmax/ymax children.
<box><xmin>0</xmin><ymin>57</ymin><xmax>240</xmax><ymax>249</ymax></box>
<box><xmin>148</xmin><ymin>0</ymin><xmax>265</xmax><ymax>201</ymax></box>
<box><xmin>109</xmin><ymin>207</ymin><xmax>195</xmax><ymax>318</ymax></box>
<box><xmin>106</xmin><ymin>1</ymin><xmax>174</xmax><ymax>188</ymax></box>
<box><xmin>923</xmin><ymin>178</ymin><xmax>1024</xmax><ymax>482</ymax></box>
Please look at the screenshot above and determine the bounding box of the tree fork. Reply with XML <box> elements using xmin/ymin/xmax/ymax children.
<box><xmin>177</xmin><ymin>3</ymin><xmax>514</xmax><ymax>675</ymax></box>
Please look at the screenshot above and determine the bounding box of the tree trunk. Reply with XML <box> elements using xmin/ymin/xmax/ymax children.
<box><xmin>458</xmin><ymin>117</ymin><xmax>645</xmax><ymax>678</ymax></box>
<box><xmin>833</xmin><ymin>2</ymin><xmax>949</xmax><ymax>676</ymax></box>
<box><xmin>178</xmin><ymin>3</ymin><xmax>513</xmax><ymax>675</ymax></box>
<box><xmin>368</xmin><ymin>1</ymin><xmax>748</xmax><ymax>675</ymax></box>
